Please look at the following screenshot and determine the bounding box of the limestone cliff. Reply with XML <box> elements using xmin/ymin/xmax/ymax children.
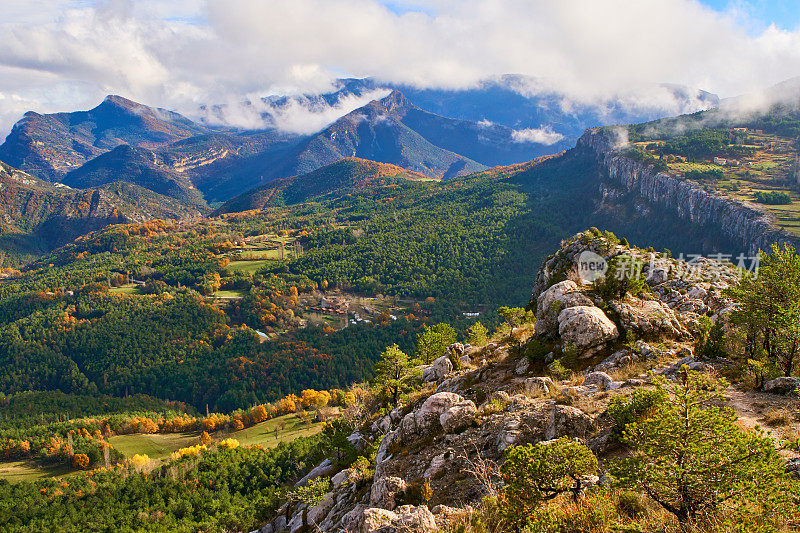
<box><xmin>578</xmin><ymin>128</ymin><xmax>800</xmax><ymax>254</ymax></box>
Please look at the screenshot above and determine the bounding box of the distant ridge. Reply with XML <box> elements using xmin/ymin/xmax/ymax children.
<box><xmin>214</xmin><ymin>157</ymin><xmax>432</xmax><ymax>215</ymax></box>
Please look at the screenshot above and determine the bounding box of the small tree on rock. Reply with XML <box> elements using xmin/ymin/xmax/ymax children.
<box><xmin>501</xmin><ymin>437</ymin><xmax>598</xmax><ymax>528</ymax></box>
<box><xmin>415</xmin><ymin>323</ymin><xmax>457</xmax><ymax>364</ymax></box>
<box><xmin>372</xmin><ymin>344</ymin><xmax>421</xmax><ymax>408</ymax></box>
<box><xmin>611</xmin><ymin>369</ymin><xmax>791</xmax><ymax>527</ymax></box>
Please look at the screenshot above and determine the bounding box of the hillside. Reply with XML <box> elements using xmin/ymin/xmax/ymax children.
<box><xmin>0</xmin><ymin>162</ymin><xmax>203</xmax><ymax>263</ymax></box>
<box><xmin>1</xmin><ymin>232</ymin><xmax>798</xmax><ymax>532</ymax></box>
<box><xmin>62</xmin><ymin>145</ymin><xmax>207</xmax><ymax>207</ymax></box>
<box><xmin>215</xmin><ymin>157</ymin><xmax>432</xmax><ymax>213</ymax></box>
<box><xmin>0</xmin><ymin>95</ymin><xmax>208</xmax><ymax>180</ymax></box>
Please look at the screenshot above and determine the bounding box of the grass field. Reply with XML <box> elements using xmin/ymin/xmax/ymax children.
<box><xmin>226</xmin><ymin>260</ymin><xmax>271</xmax><ymax>274</ymax></box>
<box><xmin>0</xmin><ymin>415</ymin><xmax>325</xmax><ymax>483</ymax></box>
<box><xmin>226</xmin><ymin>414</ymin><xmax>324</xmax><ymax>447</ymax></box>
<box><xmin>110</xmin><ymin>284</ymin><xmax>141</xmax><ymax>295</ymax></box>
<box><xmin>109</xmin><ymin>432</ymin><xmax>200</xmax><ymax>460</ymax></box>
<box><xmin>213</xmin><ymin>289</ymin><xmax>246</xmax><ymax>298</ymax></box>
<box><xmin>0</xmin><ymin>460</ymin><xmax>73</xmax><ymax>484</ymax></box>
<box><xmin>107</xmin><ymin>414</ymin><xmax>324</xmax><ymax>460</ymax></box>
<box><xmin>237</xmin><ymin>249</ymin><xmax>285</xmax><ymax>260</ymax></box>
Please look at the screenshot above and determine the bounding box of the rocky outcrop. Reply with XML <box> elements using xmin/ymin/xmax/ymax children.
<box><xmin>370</xmin><ymin>476</ymin><xmax>407</xmax><ymax>510</ymax></box>
<box><xmin>357</xmin><ymin>505</ymin><xmax>437</xmax><ymax>532</ymax></box>
<box><xmin>578</xmin><ymin>128</ymin><xmax>800</xmax><ymax>254</ymax></box>
<box><xmin>535</xmin><ymin>280</ymin><xmax>594</xmax><ymax>335</ymax></box>
<box><xmin>545</xmin><ymin>405</ymin><xmax>595</xmax><ymax>440</ymax></box>
<box><xmin>610</xmin><ymin>297</ymin><xmax>689</xmax><ymax>339</ymax></box>
<box><xmin>439</xmin><ymin>400</ymin><xmax>477</xmax><ymax>433</ymax></box>
<box><xmin>557</xmin><ymin>306</ymin><xmax>619</xmax><ymax>355</ymax></box>
<box><xmin>398</xmin><ymin>392</ymin><xmax>464</xmax><ymax>443</ymax></box>
<box><xmin>763</xmin><ymin>377</ymin><xmax>800</xmax><ymax>395</ymax></box>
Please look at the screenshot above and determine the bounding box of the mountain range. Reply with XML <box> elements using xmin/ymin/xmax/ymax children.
<box><xmin>0</xmin><ymin>78</ymin><xmax>718</xmax><ymax>207</ymax></box>
<box><xmin>0</xmin><ymin>77</ymin><xmax>728</xmax><ymax>260</ymax></box>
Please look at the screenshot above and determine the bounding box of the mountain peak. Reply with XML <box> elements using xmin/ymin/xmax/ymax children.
<box><xmin>370</xmin><ymin>89</ymin><xmax>415</xmax><ymax>116</ymax></box>
<box><xmin>99</xmin><ymin>95</ymin><xmax>150</xmax><ymax>113</ymax></box>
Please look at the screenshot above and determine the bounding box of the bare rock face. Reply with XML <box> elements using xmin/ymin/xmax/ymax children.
<box><xmin>557</xmin><ymin>306</ymin><xmax>619</xmax><ymax>355</ymax></box>
<box><xmin>764</xmin><ymin>377</ymin><xmax>800</xmax><ymax>395</ymax></box>
<box><xmin>523</xmin><ymin>376</ymin><xmax>553</xmax><ymax>395</ymax></box>
<box><xmin>610</xmin><ymin>297</ymin><xmax>689</xmax><ymax>339</ymax></box>
<box><xmin>593</xmin><ymin>350</ymin><xmax>632</xmax><ymax>372</ymax></box>
<box><xmin>535</xmin><ymin>280</ymin><xmax>594</xmax><ymax>336</ymax></box>
<box><xmin>423</xmin><ymin>356</ymin><xmax>453</xmax><ymax>383</ymax></box>
<box><xmin>399</xmin><ymin>392</ymin><xmax>464</xmax><ymax>443</ymax></box>
<box><xmin>357</xmin><ymin>505</ymin><xmax>437</xmax><ymax>533</ymax></box>
<box><xmin>545</xmin><ymin>405</ymin><xmax>594</xmax><ymax>440</ymax></box>
<box><xmin>295</xmin><ymin>459</ymin><xmax>334</xmax><ymax>487</ymax></box>
<box><xmin>583</xmin><ymin>371</ymin><xmax>613</xmax><ymax>389</ymax></box>
<box><xmin>439</xmin><ymin>400</ymin><xmax>477</xmax><ymax>433</ymax></box>
<box><xmin>358</xmin><ymin>507</ymin><xmax>398</xmax><ymax>532</ymax></box>
<box><xmin>370</xmin><ymin>476</ymin><xmax>407</xmax><ymax>510</ymax></box>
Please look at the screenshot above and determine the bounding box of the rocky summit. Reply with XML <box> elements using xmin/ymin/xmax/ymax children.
<box><xmin>258</xmin><ymin>231</ymin><xmax>799</xmax><ymax>532</ymax></box>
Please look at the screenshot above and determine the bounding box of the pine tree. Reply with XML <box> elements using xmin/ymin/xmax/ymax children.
<box><xmin>372</xmin><ymin>344</ymin><xmax>421</xmax><ymax>407</ymax></box>
<box><xmin>612</xmin><ymin>369</ymin><xmax>791</xmax><ymax>526</ymax></box>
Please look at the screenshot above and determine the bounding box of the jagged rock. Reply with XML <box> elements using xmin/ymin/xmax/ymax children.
<box><xmin>535</xmin><ymin>281</ymin><xmax>594</xmax><ymax>336</ymax></box>
<box><xmin>332</xmin><ymin>468</ymin><xmax>350</xmax><ymax>488</ymax></box>
<box><xmin>357</xmin><ymin>505</ymin><xmax>437</xmax><ymax>533</ymax></box>
<box><xmin>545</xmin><ymin>405</ymin><xmax>594</xmax><ymax>440</ymax></box>
<box><xmin>498</xmin><ymin>415</ymin><xmax>522</xmax><ymax>451</ymax></box>
<box><xmin>646</xmin><ymin>267</ymin><xmax>668</xmax><ymax>285</ymax></box>
<box><xmin>307</xmin><ymin>491</ymin><xmax>337</xmax><ymax>527</ymax></box>
<box><xmin>523</xmin><ymin>376</ymin><xmax>553</xmax><ymax>395</ymax></box>
<box><xmin>399</xmin><ymin>392</ymin><xmax>464</xmax><ymax>442</ymax></box>
<box><xmin>488</xmin><ymin>390</ymin><xmax>511</xmax><ymax>403</ymax></box>
<box><xmin>374</xmin><ymin>431</ymin><xmax>396</xmax><ymax>478</ymax></box>
<box><xmin>370</xmin><ymin>476</ymin><xmax>407</xmax><ymax>510</ymax></box>
<box><xmin>687</xmin><ymin>286</ymin><xmax>707</xmax><ymax>300</ymax></box>
<box><xmin>557</xmin><ymin>306</ymin><xmax>619</xmax><ymax>355</ymax></box>
<box><xmin>373</xmin><ymin>415</ymin><xmax>392</xmax><ymax>434</ymax></box>
<box><xmin>515</xmin><ymin>358</ymin><xmax>530</xmax><ymax>375</ymax></box>
<box><xmin>389</xmin><ymin>407</ymin><xmax>403</xmax><ymax>423</ymax></box>
<box><xmin>440</xmin><ymin>400</ymin><xmax>477</xmax><ymax>433</ymax></box>
<box><xmin>786</xmin><ymin>457</ymin><xmax>800</xmax><ymax>479</ymax></box>
<box><xmin>358</xmin><ymin>507</ymin><xmax>397</xmax><ymax>532</ymax></box>
<box><xmin>437</xmin><ymin>374</ymin><xmax>467</xmax><ymax>393</ymax></box>
<box><xmin>295</xmin><ymin>459</ymin><xmax>334</xmax><ymax>487</ymax></box>
<box><xmin>423</xmin><ymin>449</ymin><xmax>454</xmax><ymax>478</ymax></box>
<box><xmin>288</xmin><ymin>511</ymin><xmax>304</xmax><ymax>533</ymax></box>
<box><xmin>427</xmin><ymin>356</ymin><xmax>453</xmax><ymax>382</ymax></box>
<box><xmin>593</xmin><ymin>350</ymin><xmax>631</xmax><ymax>371</ymax></box>
<box><xmin>611</xmin><ymin>298</ymin><xmax>689</xmax><ymax>339</ymax></box>
<box><xmin>634</xmin><ymin>340</ymin><xmax>653</xmax><ymax>357</ymax></box>
<box><xmin>583</xmin><ymin>371</ymin><xmax>612</xmax><ymax>389</ymax></box>
<box><xmin>764</xmin><ymin>377</ymin><xmax>800</xmax><ymax>395</ymax></box>
<box><xmin>460</xmin><ymin>354</ymin><xmax>471</xmax><ymax>366</ymax></box>
<box><xmin>271</xmin><ymin>516</ymin><xmax>287</xmax><ymax>533</ymax></box>
<box><xmin>348</xmin><ymin>432</ymin><xmax>368</xmax><ymax>452</ymax></box>
<box><xmin>448</xmin><ymin>343</ymin><xmax>465</xmax><ymax>358</ymax></box>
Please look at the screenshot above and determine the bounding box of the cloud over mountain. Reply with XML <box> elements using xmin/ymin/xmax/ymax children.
<box><xmin>1</xmin><ymin>0</ymin><xmax>800</xmax><ymax>136</ymax></box>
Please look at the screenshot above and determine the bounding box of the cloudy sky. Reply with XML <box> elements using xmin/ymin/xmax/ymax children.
<box><xmin>1</xmin><ymin>0</ymin><xmax>800</xmax><ymax>136</ymax></box>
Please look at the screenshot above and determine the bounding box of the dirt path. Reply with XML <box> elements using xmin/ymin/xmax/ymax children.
<box><xmin>725</xmin><ymin>387</ymin><xmax>799</xmax><ymax>461</ymax></box>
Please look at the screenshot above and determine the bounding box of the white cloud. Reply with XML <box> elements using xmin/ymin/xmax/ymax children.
<box><xmin>200</xmin><ymin>88</ymin><xmax>392</xmax><ymax>133</ymax></box>
<box><xmin>511</xmin><ymin>126</ymin><xmax>564</xmax><ymax>145</ymax></box>
<box><xmin>0</xmin><ymin>0</ymin><xmax>800</xmax><ymax>138</ymax></box>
